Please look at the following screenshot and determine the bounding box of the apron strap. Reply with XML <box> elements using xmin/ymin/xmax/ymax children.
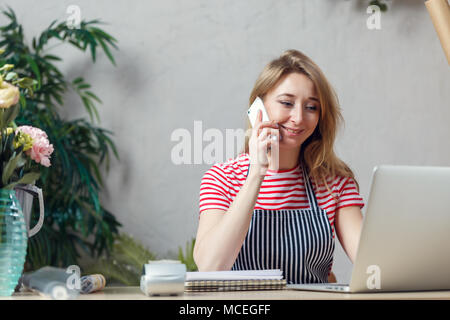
<box><xmin>300</xmin><ymin>162</ymin><xmax>320</xmax><ymax>212</ymax></box>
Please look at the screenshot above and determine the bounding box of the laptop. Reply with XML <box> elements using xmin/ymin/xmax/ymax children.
<box><xmin>287</xmin><ymin>165</ymin><xmax>450</xmax><ymax>293</ymax></box>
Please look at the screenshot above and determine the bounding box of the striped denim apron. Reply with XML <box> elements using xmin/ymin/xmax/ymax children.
<box><xmin>231</xmin><ymin>163</ymin><xmax>335</xmax><ymax>284</ymax></box>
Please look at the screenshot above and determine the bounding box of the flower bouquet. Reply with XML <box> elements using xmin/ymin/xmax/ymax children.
<box><xmin>0</xmin><ymin>58</ymin><xmax>54</xmax><ymax>295</ymax></box>
<box><xmin>0</xmin><ymin>63</ymin><xmax>54</xmax><ymax>189</ymax></box>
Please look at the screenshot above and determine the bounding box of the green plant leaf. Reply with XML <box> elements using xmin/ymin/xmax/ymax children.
<box><xmin>178</xmin><ymin>238</ymin><xmax>198</xmax><ymax>271</ymax></box>
<box><xmin>4</xmin><ymin>171</ymin><xmax>40</xmax><ymax>189</ymax></box>
<box><xmin>72</xmin><ymin>77</ymin><xmax>83</xmax><ymax>84</ymax></box>
<box><xmin>5</xmin><ymin>71</ymin><xmax>17</xmax><ymax>81</ymax></box>
<box><xmin>1</xmin><ymin>103</ymin><xmax>20</xmax><ymax>127</ymax></box>
<box><xmin>2</xmin><ymin>151</ymin><xmax>20</xmax><ymax>185</ymax></box>
<box><xmin>19</xmin><ymin>94</ymin><xmax>26</xmax><ymax>108</ymax></box>
<box><xmin>43</xmin><ymin>54</ymin><xmax>62</xmax><ymax>61</ymax></box>
<box><xmin>24</xmin><ymin>55</ymin><xmax>41</xmax><ymax>89</ymax></box>
<box><xmin>85</xmin><ymin>91</ymin><xmax>102</xmax><ymax>103</ymax></box>
<box><xmin>97</xmin><ymin>37</ymin><xmax>116</xmax><ymax>66</ymax></box>
<box><xmin>77</xmin><ymin>83</ymin><xmax>91</xmax><ymax>90</ymax></box>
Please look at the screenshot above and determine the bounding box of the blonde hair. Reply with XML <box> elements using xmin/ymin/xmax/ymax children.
<box><xmin>240</xmin><ymin>49</ymin><xmax>359</xmax><ymax>195</ymax></box>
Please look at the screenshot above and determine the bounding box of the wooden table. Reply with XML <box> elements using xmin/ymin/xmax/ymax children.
<box><xmin>4</xmin><ymin>286</ymin><xmax>450</xmax><ymax>300</ymax></box>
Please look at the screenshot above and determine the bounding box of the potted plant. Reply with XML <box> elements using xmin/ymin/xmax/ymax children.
<box><xmin>0</xmin><ymin>7</ymin><xmax>122</xmax><ymax>271</ymax></box>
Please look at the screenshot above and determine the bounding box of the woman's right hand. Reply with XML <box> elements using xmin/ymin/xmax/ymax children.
<box><xmin>248</xmin><ymin>109</ymin><xmax>280</xmax><ymax>177</ymax></box>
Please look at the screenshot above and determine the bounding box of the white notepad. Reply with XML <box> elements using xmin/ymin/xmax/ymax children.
<box><xmin>186</xmin><ymin>269</ymin><xmax>283</xmax><ymax>281</ymax></box>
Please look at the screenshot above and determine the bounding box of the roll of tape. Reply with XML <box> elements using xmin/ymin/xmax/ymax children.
<box><xmin>80</xmin><ymin>274</ymin><xmax>106</xmax><ymax>294</ymax></box>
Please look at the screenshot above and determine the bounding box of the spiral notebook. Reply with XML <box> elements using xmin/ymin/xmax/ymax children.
<box><xmin>184</xmin><ymin>269</ymin><xmax>286</xmax><ymax>292</ymax></box>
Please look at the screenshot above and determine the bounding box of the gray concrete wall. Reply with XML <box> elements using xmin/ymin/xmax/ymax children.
<box><xmin>8</xmin><ymin>0</ymin><xmax>450</xmax><ymax>283</ymax></box>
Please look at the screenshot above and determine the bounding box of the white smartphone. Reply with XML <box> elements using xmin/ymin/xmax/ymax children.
<box><xmin>247</xmin><ymin>97</ymin><xmax>270</xmax><ymax>127</ymax></box>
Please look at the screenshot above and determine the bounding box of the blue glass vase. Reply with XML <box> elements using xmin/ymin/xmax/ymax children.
<box><xmin>0</xmin><ymin>189</ymin><xmax>28</xmax><ymax>296</ymax></box>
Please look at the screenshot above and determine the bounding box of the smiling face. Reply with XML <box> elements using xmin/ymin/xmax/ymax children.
<box><xmin>262</xmin><ymin>72</ymin><xmax>321</xmax><ymax>149</ymax></box>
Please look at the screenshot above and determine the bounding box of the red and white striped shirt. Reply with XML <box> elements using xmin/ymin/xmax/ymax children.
<box><xmin>199</xmin><ymin>153</ymin><xmax>365</xmax><ymax>237</ymax></box>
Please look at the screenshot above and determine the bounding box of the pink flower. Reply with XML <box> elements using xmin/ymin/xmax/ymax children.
<box><xmin>16</xmin><ymin>126</ymin><xmax>54</xmax><ymax>167</ymax></box>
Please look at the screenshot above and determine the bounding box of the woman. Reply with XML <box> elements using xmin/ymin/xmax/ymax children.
<box><xmin>194</xmin><ymin>49</ymin><xmax>365</xmax><ymax>284</ymax></box>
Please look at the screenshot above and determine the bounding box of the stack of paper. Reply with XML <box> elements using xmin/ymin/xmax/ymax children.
<box><xmin>184</xmin><ymin>269</ymin><xmax>286</xmax><ymax>292</ymax></box>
